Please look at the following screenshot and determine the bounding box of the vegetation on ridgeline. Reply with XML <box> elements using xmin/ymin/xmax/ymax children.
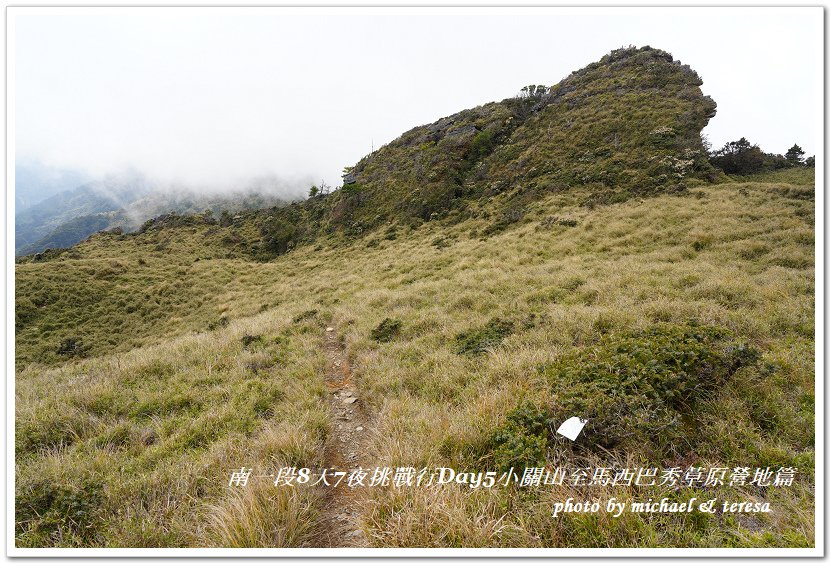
<box><xmin>709</xmin><ymin>137</ymin><xmax>815</xmax><ymax>176</ymax></box>
<box><xmin>15</xmin><ymin>46</ymin><xmax>814</xmax><ymax>548</ymax></box>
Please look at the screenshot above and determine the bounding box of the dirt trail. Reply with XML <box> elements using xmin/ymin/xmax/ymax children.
<box><xmin>309</xmin><ymin>325</ymin><xmax>371</xmax><ymax>548</ymax></box>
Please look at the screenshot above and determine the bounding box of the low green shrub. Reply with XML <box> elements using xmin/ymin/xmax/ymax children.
<box><xmin>57</xmin><ymin>337</ymin><xmax>86</xmax><ymax>358</ymax></box>
<box><xmin>481</xmin><ymin>207</ymin><xmax>525</xmax><ymax>236</ymax></box>
<box><xmin>454</xmin><ymin>318</ymin><xmax>514</xmax><ymax>356</ymax></box>
<box><xmin>292</xmin><ymin>309</ymin><xmax>318</xmax><ymax>323</ymax></box>
<box><xmin>16</xmin><ymin>477</ymin><xmax>103</xmax><ymax>545</ymax></box>
<box><xmin>548</xmin><ymin>322</ymin><xmax>760</xmax><ymax>452</ymax></box>
<box><xmin>484</xmin><ymin>402</ymin><xmax>554</xmax><ymax>470</ymax></box>
<box><xmin>240</xmin><ymin>334</ymin><xmax>262</xmax><ymax>348</ymax></box>
<box><xmin>431</xmin><ymin>236</ymin><xmax>451</xmax><ymax>249</ymax></box>
<box><xmin>480</xmin><ymin>322</ymin><xmax>760</xmax><ymax>467</ymax></box>
<box><xmin>371</xmin><ymin>318</ymin><xmax>402</xmax><ymax>343</ymax></box>
<box><xmin>207</xmin><ymin>316</ymin><xmax>229</xmax><ymax>331</ymax></box>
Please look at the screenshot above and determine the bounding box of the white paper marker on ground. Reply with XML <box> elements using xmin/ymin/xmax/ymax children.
<box><xmin>556</xmin><ymin>417</ymin><xmax>587</xmax><ymax>441</ymax></box>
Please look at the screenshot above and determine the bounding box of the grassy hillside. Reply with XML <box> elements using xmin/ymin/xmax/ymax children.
<box><xmin>15</xmin><ymin>167</ymin><xmax>814</xmax><ymax>547</ymax></box>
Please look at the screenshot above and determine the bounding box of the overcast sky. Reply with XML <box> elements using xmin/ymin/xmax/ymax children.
<box><xmin>12</xmin><ymin>7</ymin><xmax>822</xmax><ymax>192</ymax></box>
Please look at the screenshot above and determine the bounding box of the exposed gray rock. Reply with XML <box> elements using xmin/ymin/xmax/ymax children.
<box><xmin>445</xmin><ymin>124</ymin><xmax>479</xmax><ymax>138</ymax></box>
<box><xmin>342</xmin><ymin>172</ymin><xmax>358</xmax><ymax>185</ymax></box>
<box><xmin>427</xmin><ymin>116</ymin><xmax>455</xmax><ymax>133</ymax></box>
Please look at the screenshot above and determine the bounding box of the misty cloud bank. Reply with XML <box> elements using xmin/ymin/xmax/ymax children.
<box><xmin>16</xmin><ymin>158</ymin><xmax>311</xmax><ymax>212</ymax></box>
<box><xmin>14</xmin><ymin>159</ymin><xmax>314</xmax><ymax>256</ymax></box>
<box><xmin>13</xmin><ymin>9</ymin><xmax>819</xmax><ymax>194</ymax></box>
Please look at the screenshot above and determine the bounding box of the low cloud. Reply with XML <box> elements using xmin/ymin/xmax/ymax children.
<box><xmin>14</xmin><ymin>9</ymin><xmax>819</xmax><ymax>193</ymax></box>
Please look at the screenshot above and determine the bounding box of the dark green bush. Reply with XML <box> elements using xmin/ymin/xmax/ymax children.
<box><xmin>454</xmin><ymin>318</ymin><xmax>514</xmax><ymax>355</ymax></box>
<box><xmin>207</xmin><ymin>316</ymin><xmax>229</xmax><ymax>331</ymax></box>
<box><xmin>481</xmin><ymin>207</ymin><xmax>524</xmax><ymax>236</ymax></box>
<box><xmin>484</xmin><ymin>402</ymin><xmax>554</xmax><ymax>470</ymax></box>
<box><xmin>538</xmin><ymin>216</ymin><xmax>579</xmax><ymax>229</ymax></box>
<box><xmin>259</xmin><ymin>218</ymin><xmax>297</xmax><ymax>255</ymax></box>
<box><xmin>487</xmin><ymin>426</ymin><xmax>548</xmax><ymax>472</ymax></box>
<box><xmin>467</xmin><ymin>128</ymin><xmax>498</xmax><ymax>162</ymax></box>
<box><xmin>340</xmin><ymin>183</ymin><xmax>364</xmax><ymax>197</ymax></box>
<box><xmin>240</xmin><ymin>334</ymin><xmax>262</xmax><ymax>348</ymax></box>
<box><xmin>545</xmin><ymin>322</ymin><xmax>759</xmax><ymax>452</ymax></box>
<box><xmin>371</xmin><ymin>318</ymin><xmax>402</xmax><ymax>343</ymax></box>
<box><xmin>292</xmin><ymin>309</ymin><xmax>318</xmax><ymax>323</ymax></box>
<box><xmin>16</xmin><ymin>478</ymin><xmax>103</xmax><ymax>544</ymax></box>
<box><xmin>480</xmin><ymin>322</ymin><xmax>760</xmax><ymax>465</ymax></box>
<box><xmin>57</xmin><ymin>337</ymin><xmax>86</xmax><ymax>358</ymax></box>
<box><xmin>431</xmin><ymin>236</ymin><xmax>451</xmax><ymax>249</ymax></box>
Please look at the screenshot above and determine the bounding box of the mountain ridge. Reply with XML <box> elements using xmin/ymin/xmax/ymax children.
<box><xmin>232</xmin><ymin>45</ymin><xmax>720</xmax><ymax>259</ymax></box>
<box><xmin>19</xmin><ymin>45</ymin><xmax>719</xmax><ymax>262</ymax></box>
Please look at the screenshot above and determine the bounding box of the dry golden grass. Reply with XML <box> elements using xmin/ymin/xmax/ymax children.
<box><xmin>201</xmin><ymin>478</ymin><xmax>321</xmax><ymax>547</ymax></box>
<box><xmin>15</xmin><ymin>174</ymin><xmax>814</xmax><ymax>547</ymax></box>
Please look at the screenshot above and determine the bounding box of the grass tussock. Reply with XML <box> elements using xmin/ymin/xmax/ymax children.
<box><xmin>201</xmin><ymin>478</ymin><xmax>321</xmax><ymax>548</ymax></box>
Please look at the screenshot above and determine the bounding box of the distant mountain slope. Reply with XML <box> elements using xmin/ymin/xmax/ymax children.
<box><xmin>17</xmin><ymin>212</ymin><xmax>119</xmax><ymax>256</ymax></box>
<box><xmin>15</xmin><ymin>176</ymin><xmax>153</xmax><ymax>253</ymax></box>
<box><xmin>15</xmin><ymin>176</ymin><xmax>299</xmax><ymax>256</ymax></box>
<box><xmin>14</xmin><ymin>160</ymin><xmax>92</xmax><ymax>214</ymax></box>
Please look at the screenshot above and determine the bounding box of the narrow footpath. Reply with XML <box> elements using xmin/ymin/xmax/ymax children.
<box><xmin>309</xmin><ymin>326</ymin><xmax>371</xmax><ymax>547</ymax></box>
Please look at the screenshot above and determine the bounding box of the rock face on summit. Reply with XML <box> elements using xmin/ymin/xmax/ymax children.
<box><xmin>341</xmin><ymin>46</ymin><xmax>717</xmax><ymax>223</ymax></box>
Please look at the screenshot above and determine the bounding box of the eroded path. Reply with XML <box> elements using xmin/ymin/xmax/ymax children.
<box><xmin>310</xmin><ymin>325</ymin><xmax>371</xmax><ymax>547</ymax></box>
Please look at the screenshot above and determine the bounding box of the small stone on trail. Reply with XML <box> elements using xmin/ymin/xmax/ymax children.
<box><xmin>326</xmin><ymin>327</ymin><xmax>335</xmax><ymax>332</ymax></box>
<box><xmin>344</xmin><ymin>391</ymin><xmax>353</xmax><ymax>397</ymax></box>
<box><xmin>343</xmin><ymin>397</ymin><xmax>358</xmax><ymax>404</ymax></box>
<box><xmin>356</xmin><ymin>426</ymin><xmax>364</xmax><ymax>432</ymax></box>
